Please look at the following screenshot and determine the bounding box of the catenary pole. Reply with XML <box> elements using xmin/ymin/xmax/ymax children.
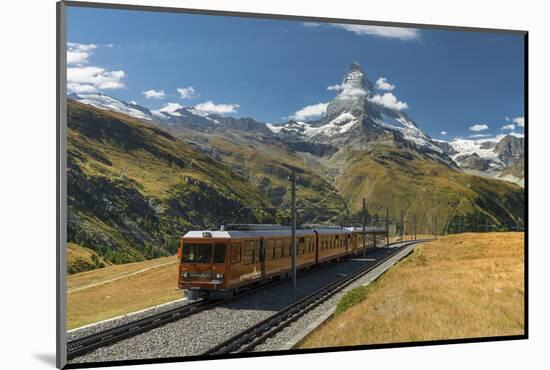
<box><xmin>434</xmin><ymin>215</ymin><xmax>437</xmax><ymax>239</ymax></box>
<box><xmin>362</xmin><ymin>198</ymin><xmax>366</xmax><ymax>257</ymax></box>
<box><xmin>400</xmin><ymin>210</ymin><xmax>404</xmax><ymax>242</ymax></box>
<box><xmin>386</xmin><ymin>207</ymin><xmax>390</xmax><ymax>246</ymax></box>
<box><xmin>414</xmin><ymin>214</ymin><xmax>417</xmax><ymax>240</ymax></box>
<box><xmin>291</xmin><ymin>170</ymin><xmax>297</xmax><ymax>291</ymax></box>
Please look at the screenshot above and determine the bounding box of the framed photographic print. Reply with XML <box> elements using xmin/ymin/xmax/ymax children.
<box><xmin>56</xmin><ymin>1</ymin><xmax>527</xmax><ymax>368</ymax></box>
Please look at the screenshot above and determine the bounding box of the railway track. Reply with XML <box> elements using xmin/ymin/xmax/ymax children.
<box><xmin>67</xmin><ymin>299</ymin><xmax>217</xmax><ymax>360</ymax></box>
<box><xmin>203</xmin><ymin>240</ymin><xmax>423</xmax><ymax>355</ymax></box>
<box><xmin>67</xmin><ymin>268</ymin><xmax>301</xmax><ymax>360</ymax></box>
<box><xmin>67</xmin><ymin>240</ymin><xmax>421</xmax><ymax>360</ymax></box>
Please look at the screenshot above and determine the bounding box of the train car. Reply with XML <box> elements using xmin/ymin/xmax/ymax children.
<box><xmin>347</xmin><ymin>227</ymin><xmax>384</xmax><ymax>255</ymax></box>
<box><xmin>178</xmin><ymin>224</ymin><xmax>387</xmax><ymax>299</ymax></box>
<box><xmin>177</xmin><ymin>226</ymin><xmax>315</xmax><ymax>299</ymax></box>
<box><xmin>263</xmin><ymin>231</ymin><xmax>317</xmax><ymax>278</ymax></box>
<box><xmin>314</xmin><ymin>228</ymin><xmax>350</xmax><ymax>264</ymax></box>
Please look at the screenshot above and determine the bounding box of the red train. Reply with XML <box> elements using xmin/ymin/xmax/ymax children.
<box><xmin>177</xmin><ymin>224</ymin><xmax>386</xmax><ymax>299</ymax></box>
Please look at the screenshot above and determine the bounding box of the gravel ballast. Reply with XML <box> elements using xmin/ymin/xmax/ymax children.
<box><xmin>68</xmin><ymin>242</ymin><xmax>417</xmax><ymax>364</ymax></box>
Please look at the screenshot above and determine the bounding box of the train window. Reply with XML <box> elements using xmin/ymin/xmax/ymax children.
<box><xmin>283</xmin><ymin>239</ymin><xmax>291</xmax><ymax>257</ymax></box>
<box><xmin>266</xmin><ymin>240</ymin><xmax>275</xmax><ymax>260</ymax></box>
<box><xmin>230</xmin><ymin>242</ymin><xmax>241</xmax><ymax>264</ymax></box>
<box><xmin>213</xmin><ymin>243</ymin><xmax>226</xmax><ymax>264</ymax></box>
<box><xmin>298</xmin><ymin>241</ymin><xmax>305</xmax><ymax>255</ymax></box>
<box><xmin>182</xmin><ymin>243</ymin><xmax>212</xmax><ymax>264</ymax></box>
<box><xmin>265</xmin><ymin>247</ymin><xmax>274</xmax><ymax>260</ymax></box>
<box><xmin>243</xmin><ymin>240</ymin><xmax>255</xmax><ymax>265</ymax></box>
<box><xmin>275</xmin><ymin>240</ymin><xmax>283</xmax><ymax>259</ymax></box>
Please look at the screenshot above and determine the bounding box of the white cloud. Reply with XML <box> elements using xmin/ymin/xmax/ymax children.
<box><xmin>143</xmin><ymin>89</ymin><xmax>165</xmax><ymax>99</ymax></box>
<box><xmin>512</xmin><ymin>116</ymin><xmax>524</xmax><ymax>127</ymax></box>
<box><xmin>156</xmin><ymin>102</ymin><xmax>184</xmax><ymax>116</ymax></box>
<box><xmin>375</xmin><ymin>77</ymin><xmax>395</xmax><ymax>91</ymax></box>
<box><xmin>368</xmin><ymin>92</ymin><xmax>408</xmax><ymax>111</ymax></box>
<box><xmin>67</xmin><ymin>83</ymin><xmax>97</xmax><ymax>94</ymax></box>
<box><xmin>303</xmin><ymin>22</ymin><xmax>321</xmax><ymax>29</ymax></box>
<box><xmin>327</xmin><ymin>84</ymin><xmax>342</xmax><ymax>91</ymax></box>
<box><xmin>177</xmin><ymin>86</ymin><xmax>198</xmax><ymax>99</ymax></box>
<box><xmin>129</xmin><ymin>100</ymin><xmax>138</xmax><ymax>105</ymax></box>
<box><xmin>291</xmin><ymin>102</ymin><xmax>329</xmax><ymax>121</ymax></box>
<box><xmin>505</xmin><ymin>116</ymin><xmax>510</xmax><ymax>122</ymax></box>
<box><xmin>469</xmin><ymin>124</ymin><xmax>489</xmax><ymax>132</ymax></box>
<box><xmin>440</xmin><ymin>131</ymin><xmax>447</xmax><ymax>136</ymax></box>
<box><xmin>67</xmin><ymin>66</ymin><xmax>126</xmax><ymax>94</ymax></box>
<box><xmin>327</xmin><ymin>83</ymin><xmax>367</xmax><ymax>100</ymax></box>
<box><xmin>193</xmin><ymin>101</ymin><xmax>240</xmax><ymax>115</ymax></box>
<box><xmin>501</xmin><ymin>124</ymin><xmax>515</xmax><ymax>130</ymax></box>
<box><xmin>66</xmin><ymin>42</ymin><xmax>126</xmax><ymax>94</ymax></box>
<box><xmin>331</xmin><ymin>24</ymin><xmax>420</xmax><ymax>40</ymax></box>
<box><xmin>67</xmin><ymin>42</ymin><xmax>97</xmax><ymax>66</ymax></box>
<box><xmin>469</xmin><ymin>133</ymin><xmax>492</xmax><ymax>138</ymax></box>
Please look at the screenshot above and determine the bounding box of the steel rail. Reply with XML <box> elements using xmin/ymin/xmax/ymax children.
<box><xmin>203</xmin><ymin>240</ymin><xmax>424</xmax><ymax>355</ymax></box>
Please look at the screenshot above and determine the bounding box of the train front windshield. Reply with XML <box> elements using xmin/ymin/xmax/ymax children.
<box><xmin>182</xmin><ymin>243</ymin><xmax>211</xmax><ymax>263</ymax></box>
<box><xmin>182</xmin><ymin>243</ymin><xmax>226</xmax><ymax>264</ymax></box>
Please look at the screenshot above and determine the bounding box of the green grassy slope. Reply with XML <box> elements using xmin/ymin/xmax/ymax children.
<box><xmin>67</xmin><ymin>242</ymin><xmax>112</xmax><ymax>274</ymax></box>
<box><xmin>161</xmin><ymin>126</ymin><xmax>348</xmax><ymax>223</ymax></box>
<box><xmin>67</xmin><ymin>100</ymin><xmax>277</xmax><ymax>265</ymax></box>
<box><xmin>327</xmin><ymin>145</ymin><xmax>524</xmax><ymax>234</ymax></box>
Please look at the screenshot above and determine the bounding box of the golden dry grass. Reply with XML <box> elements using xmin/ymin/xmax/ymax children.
<box><xmin>300</xmin><ymin>232</ymin><xmax>525</xmax><ymax>348</ymax></box>
<box><xmin>67</xmin><ymin>255</ymin><xmax>181</xmax><ymax>330</ymax></box>
<box><xmin>67</xmin><ymin>255</ymin><xmax>176</xmax><ymax>291</ymax></box>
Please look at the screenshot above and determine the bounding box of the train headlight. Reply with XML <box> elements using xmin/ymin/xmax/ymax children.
<box><xmin>215</xmin><ymin>273</ymin><xmax>223</xmax><ymax>279</ymax></box>
<box><xmin>182</xmin><ymin>272</ymin><xmax>189</xmax><ymax>278</ymax></box>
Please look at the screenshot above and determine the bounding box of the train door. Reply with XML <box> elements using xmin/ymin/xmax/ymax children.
<box><xmin>259</xmin><ymin>239</ymin><xmax>266</xmax><ymax>278</ymax></box>
<box><xmin>314</xmin><ymin>231</ymin><xmax>320</xmax><ymax>264</ymax></box>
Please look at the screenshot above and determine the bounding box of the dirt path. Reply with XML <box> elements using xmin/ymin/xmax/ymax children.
<box><xmin>68</xmin><ymin>260</ymin><xmax>179</xmax><ymax>293</ymax></box>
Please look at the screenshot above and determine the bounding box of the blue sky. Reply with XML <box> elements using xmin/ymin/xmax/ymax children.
<box><xmin>67</xmin><ymin>6</ymin><xmax>525</xmax><ymax>140</ymax></box>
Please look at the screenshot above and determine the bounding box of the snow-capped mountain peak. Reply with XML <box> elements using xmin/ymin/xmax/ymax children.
<box><xmin>68</xmin><ymin>93</ymin><xmax>218</xmax><ymax>125</ymax></box>
<box><xmin>69</xmin><ymin>93</ymin><xmax>154</xmax><ymax>121</ymax></box>
<box><xmin>325</xmin><ymin>62</ymin><xmax>373</xmax><ymax>122</ymax></box>
<box><xmin>267</xmin><ymin>62</ymin><xmax>445</xmax><ymax>158</ymax></box>
<box><xmin>435</xmin><ymin>134</ymin><xmax>524</xmax><ymax>186</ymax></box>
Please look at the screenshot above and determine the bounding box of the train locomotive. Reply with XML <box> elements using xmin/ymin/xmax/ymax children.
<box><xmin>177</xmin><ymin>224</ymin><xmax>386</xmax><ymax>300</ymax></box>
